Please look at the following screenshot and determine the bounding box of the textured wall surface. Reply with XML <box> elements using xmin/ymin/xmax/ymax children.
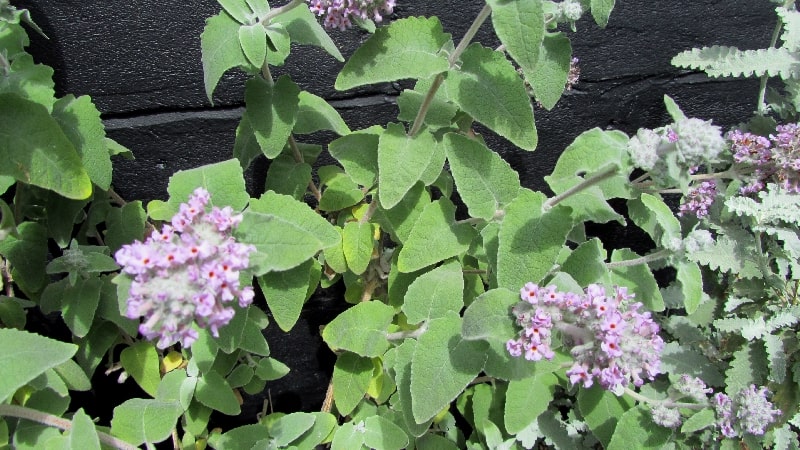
<box><xmin>17</xmin><ymin>0</ymin><xmax>776</xmax><ymax>420</ymax></box>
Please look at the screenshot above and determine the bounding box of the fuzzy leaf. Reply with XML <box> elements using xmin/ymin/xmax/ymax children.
<box><xmin>578</xmin><ymin>386</ymin><xmax>633</xmax><ymax>448</ymax></box>
<box><xmin>725</xmin><ymin>342</ymin><xmax>768</xmax><ymax>394</ymax></box>
<box><xmin>661</xmin><ymin>342</ymin><xmax>724</xmax><ymax>386</ymax></box>
<box><xmin>590</xmin><ymin>0</ymin><xmax>615</xmax><ymax>27</ymax></box>
<box><xmin>561</xmin><ymin>238</ymin><xmax>611</xmax><ymax>287</ymax></box>
<box><xmin>322</xmin><ymin>301</ymin><xmax>395</xmax><ymax>357</ymax></box>
<box><xmin>779</xmin><ymin>7</ymin><xmax>800</xmax><ymax>53</ymax></box>
<box><xmin>391</xmin><ymin>340</ymin><xmax>432</xmax><ymax>436</ymax></box>
<box><xmin>375</xmin><ymin>182</ymin><xmax>430</xmax><ymax>245</ymax></box>
<box><xmin>505</xmin><ymin>372</ymin><xmax>558</xmax><ymax>434</ymax></box>
<box><xmin>487</xmin><ymin>0</ymin><xmax>544</xmax><ymax>90</ymax></box>
<box><xmin>363</xmin><ymin>415</ymin><xmax>410</xmax><ymax>450</ymax></box>
<box><xmin>69</xmin><ymin>408</ymin><xmax>101</xmax><ymax>450</ymax></box>
<box><xmin>335</xmin><ymin>17</ymin><xmax>451</xmax><ymax>90</ymax></box>
<box><xmin>332</xmin><ymin>353</ymin><xmax>373</xmax><ymax>416</ymax></box>
<box><xmin>264</xmin><ymin>155</ymin><xmax>312</xmax><ymax>201</ymax></box>
<box><xmin>444</xmin><ymin>43</ymin><xmax>537</xmax><ymax>150</ymax></box>
<box><xmin>244</xmin><ymin>76</ymin><xmax>300</xmax><ymax>159</ymax></box>
<box><xmin>627</xmin><ymin>193</ymin><xmax>681</xmax><ymax>247</ymax></box>
<box><xmin>402</xmin><ymin>259</ymin><xmax>464</xmax><ymax>325</ymax></box>
<box><xmin>672</xmin><ymin>46</ymin><xmax>800</xmax><ymax>80</ymax></box>
<box><xmin>120</xmin><ymin>342</ymin><xmax>161</xmax><ymax>397</ymax></box>
<box><xmin>201</xmin><ymin>11</ymin><xmax>249</xmax><ymax>102</ymax></box>
<box><xmin>239</xmin><ymin>23</ymin><xmax>267</xmax><ymax>68</ymax></box>
<box><xmin>343</xmin><ymin>221</ymin><xmax>373</xmax><ymax>275</ymax></box>
<box><xmin>0</xmin><ymin>329</ymin><xmax>77</xmax><ymax>403</ymax></box>
<box><xmin>51</xmin><ymin>95</ymin><xmax>112</xmax><ymax>190</ymax></box>
<box><xmin>686</xmin><ymin>224</ymin><xmax>762</xmax><ymax>278</ymax></box>
<box><xmin>378</xmin><ymin>124</ymin><xmax>441</xmax><ymax>209</ymax></box>
<box><xmin>328</xmin><ymin>126</ymin><xmax>381</xmax><ymax>188</ymax></box>
<box><xmin>726</xmin><ymin>185</ymin><xmax>800</xmax><ymax>225</ymax></box>
<box><xmin>607</xmin><ymin>406</ymin><xmax>670</xmax><ymax>450</ymax></box>
<box><xmin>608</xmin><ymin>248</ymin><xmax>665</xmax><ymax>312</ymax></box>
<box><xmin>531</xmin><ymin>32</ymin><xmax>572</xmax><ymax>110</ymax></box>
<box><xmin>272</xmin><ymin>4</ymin><xmax>344</xmax><ymax>62</ymax></box>
<box><xmin>764</xmin><ymin>333</ymin><xmax>787</xmax><ymax>384</ymax></box>
<box><xmin>196</xmin><ymin>370</ymin><xmax>240</xmax><ymax>415</ymax></box>
<box><xmin>257</xmin><ymin>259</ymin><xmax>318</xmax><ymax>331</ymax></box>
<box><xmin>295</xmin><ymin>91</ymin><xmax>351</xmax><ymax>136</ymax></box>
<box><xmin>111</xmin><ymin>398</ymin><xmax>182</xmax><ymax>446</ymax></box>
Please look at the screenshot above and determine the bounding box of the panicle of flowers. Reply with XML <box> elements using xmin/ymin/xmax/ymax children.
<box><xmin>566</xmin><ymin>57</ymin><xmax>580</xmax><ymax>91</ymax></box>
<box><xmin>507</xmin><ymin>283</ymin><xmax>664</xmax><ymax>394</ymax></box>
<box><xmin>728</xmin><ymin>124</ymin><xmax>800</xmax><ymax>194</ymax></box>
<box><xmin>115</xmin><ymin>187</ymin><xmax>255</xmax><ymax>349</ymax></box>
<box><xmin>678</xmin><ymin>180</ymin><xmax>717</xmax><ymax>218</ymax></box>
<box><xmin>307</xmin><ymin>0</ymin><xmax>395</xmax><ymax>31</ymax></box>
<box><xmin>714</xmin><ymin>385</ymin><xmax>781</xmax><ymax>438</ymax></box>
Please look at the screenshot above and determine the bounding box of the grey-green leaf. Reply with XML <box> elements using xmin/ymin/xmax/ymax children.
<box><xmin>402</xmin><ymin>259</ymin><xmax>464</xmax><ymax>325</ymax></box>
<box><xmin>0</xmin><ymin>328</ymin><xmax>78</xmax><ymax>403</ymax></box>
<box><xmin>201</xmin><ymin>11</ymin><xmax>250</xmax><ymax>103</ymax></box>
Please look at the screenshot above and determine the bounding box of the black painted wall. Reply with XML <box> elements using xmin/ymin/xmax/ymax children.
<box><xmin>16</xmin><ymin>0</ymin><xmax>777</xmax><ymax>422</ymax></box>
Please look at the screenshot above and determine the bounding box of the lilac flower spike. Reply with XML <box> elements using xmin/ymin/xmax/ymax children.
<box><xmin>115</xmin><ymin>188</ymin><xmax>255</xmax><ymax>349</ymax></box>
<box><xmin>508</xmin><ymin>283</ymin><xmax>664</xmax><ymax>394</ymax></box>
<box><xmin>714</xmin><ymin>385</ymin><xmax>781</xmax><ymax>437</ymax></box>
<box><xmin>307</xmin><ymin>0</ymin><xmax>396</xmax><ymax>31</ymax></box>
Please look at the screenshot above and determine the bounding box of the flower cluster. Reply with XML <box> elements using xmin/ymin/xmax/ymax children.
<box><xmin>714</xmin><ymin>385</ymin><xmax>781</xmax><ymax>438</ymax></box>
<box><xmin>678</xmin><ymin>180</ymin><xmax>717</xmax><ymax>218</ymax></box>
<box><xmin>307</xmin><ymin>0</ymin><xmax>395</xmax><ymax>30</ymax></box>
<box><xmin>729</xmin><ymin>124</ymin><xmax>800</xmax><ymax>194</ymax></box>
<box><xmin>507</xmin><ymin>283</ymin><xmax>664</xmax><ymax>394</ymax></box>
<box><xmin>115</xmin><ymin>188</ymin><xmax>255</xmax><ymax>349</ymax></box>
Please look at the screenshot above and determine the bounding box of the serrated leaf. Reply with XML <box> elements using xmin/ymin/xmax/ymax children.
<box><xmin>402</xmin><ymin>259</ymin><xmax>464</xmax><ymax>325</ymax></box>
<box><xmin>411</xmin><ymin>312</ymin><xmax>487</xmax><ymax>423</ymax></box>
<box><xmin>660</xmin><ymin>342</ymin><xmax>724</xmax><ymax>386</ymax></box>
<box><xmin>343</xmin><ymin>221</ymin><xmax>373</xmax><ymax>275</ymax></box>
<box><xmin>0</xmin><ymin>329</ymin><xmax>77</xmax><ymax>402</ymax></box>
<box><xmin>686</xmin><ymin>224</ymin><xmax>761</xmax><ymax>278</ymax></box>
<box><xmin>363</xmin><ymin>415</ymin><xmax>409</xmax><ymax>450</ymax></box>
<box><xmin>332</xmin><ymin>353</ymin><xmax>373</xmax><ymax>416</ymax></box>
<box><xmin>590</xmin><ymin>0</ymin><xmax>615</xmax><ymax>27</ymax></box>
<box><xmin>322</xmin><ymin>301</ymin><xmax>395</xmax><ymax>357</ymax></box>
<box><xmin>295</xmin><ymin>91</ymin><xmax>350</xmax><ymax>136</ymax></box>
<box><xmin>120</xmin><ymin>342</ymin><xmax>161</xmax><ymax>397</ymax></box>
<box><xmin>497</xmin><ymin>189</ymin><xmax>572</xmax><ymax>289</ymax></box>
<box><xmin>0</xmin><ymin>94</ymin><xmax>91</xmax><ymax>199</ymax></box>
<box><xmin>444</xmin><ymin>133</ymin><xmax>520</xmax><ymax>220</ymax></box>
<box><xmin>329</xmin><ymin>127</ymin><xmax>381</xmax><ymax>188</ymax></box>
<box><xmin>779</xmin><ymin>7</ymin><xmax>800</xmax><ymax>53</ymax></box>
<box><xmin>201</xmin><ymin>11</ymin><xmax>250</xmax><ymax>102</ymax></box>
<box><xmin>258</xmin><ymin>259</ymin><xmax>316</xmax><ymax>331</ymax></box>
<box><xmin>609</xmin><ymin>248</ymin><xmax>665</xmax><ymax>312</ymax></box>
<box><xmin>725</xmin><ymin>342</ymin><xmax>768</xmax><ymax>394</ymax></box>
<box><xmin>444</xmin><ymin>43</ymin><xmax>537</xmax><ymax>150</ymax></box>
<box><xmin>335</xmin><ymin>17</ymin><xmax>451</xmax><ymax>90</ymax></box>
<box><xmin>606</xmin><ymin>406</ymin><xmax>670</xmax><ymax>450</ymax></box>
<box><xmin>196</xmin><ymin>370</ymin><xmax>241</xmax><ymax>415</ymax></box>
<box><xmin>271</xmin><ymin>3</ymin><xmax>344</xmax><ymax>62</ymax></box>
<box><xmin>239</xmin><ymin>191</ymin><xmax>340</xmax><ymax>273</ymax></box>
<box><xmin>505</xmin><ymin>372</ymin><xmax>557</xmax><ymax>434</ymax></box>
<box><xmin>51</xmin><ymin>95</ymin><xmax>112</xmax><ymax>190</ymax></box>
<box><xmin>378</xmin><ymin>124</ymin><xmax>441</xmax><ymax>209</ymax></box>
<box><xmin>110</xmin><ymin>398</ymin><xmax>182</xmax><ymax>446</ymax></box>
<box><xmin>530</xmin><ymin>32</ymin><xmax>572</xmax><ymax>110</ymax></box>
<box><xmin>146</xmin><ymin>159</ymin><xmax>249</xmax><ymax>221</ymax></box>
<box><xmin>672</xmin><ymin>46</ymin><xmax>800</xmax><ymax>80</ymax></box>
<box><xmin>244</xmin><ymin>76</ymin><xmax>300</xmax><ymax>159</ymax></box>
<box><xmin>239</xmin><ymin>23</ymin><xmax>267</xmax><ymax>68</ymax></box>
<box><xmin>397</xmin><ymin>198</ymin><xmax>477</xmax><ymax>273</ymax></box>
<box><xmin>69</xmin><ymin>408</ymin><xmax>100</xmax><ymax>450</ymax></box>
<box><xmin>726</xmin><ymin>185</ymin><xmax>800</xmax><ymax>225</ymax></box>
<box><xmin>577</xmin><ymin>386</ymin><xmax>633</xmax><ymax>448</ymax></box>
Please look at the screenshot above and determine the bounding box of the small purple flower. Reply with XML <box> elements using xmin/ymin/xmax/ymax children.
<box><xmin>727</xmin><ymin>125</ymin><xmax>800</xmax><ymax>194</ymax></box>
<box><xmin>115</xmin><ymin>188</ymin><xmax>255</xmax><ymax>349</ymax></box>
<box><xmin>713</xmin><ymin>386</ymin><xmax>781</xmax><ymax>437</ymax></box>
<box><xmin>307</xmin><ymin>0</ymin><xmax>395</xmax><ymax>30</ymax></box>
<box><xmin>678</xmin><ymin>180</ymin><xmax>717</xmax><ymax>218</ymax></box>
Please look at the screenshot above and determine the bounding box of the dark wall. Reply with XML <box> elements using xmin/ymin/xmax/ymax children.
<box><xmin>15</xmin><ymin>0</ymin><xmax>777</xmax><ymax>417</ymax></box>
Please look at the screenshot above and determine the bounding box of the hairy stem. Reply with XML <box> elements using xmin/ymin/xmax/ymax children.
<box><xmin>408</xmin><ymin>3</ymin><xmax>492</xmax><ymax>137</ymax></box>
<box><xmin>605</xmin><ymin>249</ymin><xmax>672</xmax><ymax>269</ymax></box>
<box><xmin>756</xmin><ymin>4</ymin><xmax>789</xmax><ymax>114</ymax></box>
<box><xmin>623</xmin><ymin>387</ymin><xmax>708</xmax><ymax>410</ymax></box>
<box><xmin>385</xmin><ymin>322</ymin><xmax>428</xmax><ymax>340</ymax></box>
<box><xmin>359</xmin><ymin>197</ymin><xmax>380</xmax><ymax>225</ymax></box>
<box><xmin>0</xmin><ymin>404</ymin><xmax>139</xmax><ymax>450</ymax></box>
<box><xmin>543</xmin><ymin>165</ymin><xmax>619</xmax><ymax>211</ymax></box>
<box><xmin>260</xmin><ymin>0</ymin><xmax>305</xmax><ymax>25</ymax></box>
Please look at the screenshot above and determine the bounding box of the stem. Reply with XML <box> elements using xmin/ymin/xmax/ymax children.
<box><xmin>462</xmin><ymin>269</ymin><xmax>487</xmax><ymax>274</ymax></box>
<box><xmin>543</xmin><ymin>165</ymin><xmax>619</xmax><ymax>211</ymax></box>
<box><xmin>468</xmin><ymin>376</ymin><xmax>495</xmax><ymax>387</ymax></box>
<box><xmin>605</xmin><ymin>249</ymin><xmax>672</xmax><ymax>269</ymax></box>
<box><xmin>756</xmin><ymin>5</ymin><xmax>788</xmax><ymax>114</ymax></box>
<box><xmin>623</xmin><ymin>387</ymin><xmax>707</xmax><ymax>410</ymax></box>
<box><xmin>359</xmin><ymin>197</ymin><xmax>379</xmax><ymax>225</ymax></box>
<box><xmin>407</xmin><ymin>3</ymin><xmax>492</xmax><ymax>136</ymax></box>
<box><xmin>260</xmin><ymin>0</ymin><xmax>305</xmax><ymax>25</ymax></box>
<box><xmin>385</xmin><ymin>322</ymin><xmax>428</xmax><ymax>341</ymax></box>
<box><xmin>321</xmin><ymin>381</ymin><xmax>334</xmax><ymax>413</ymax></box>
<box><xmin>0</xmin><ymin>404</ymin><xmax>139</xmax><ymax>450</ymax></box>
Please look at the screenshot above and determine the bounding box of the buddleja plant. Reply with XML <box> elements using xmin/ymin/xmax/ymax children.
<box><xmin>0</xmin><ymin>0</ymin><xmax>798</xmax><ymax>448</ymax></box>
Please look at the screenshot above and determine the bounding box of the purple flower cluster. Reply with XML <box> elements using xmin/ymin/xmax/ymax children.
<box><xmin>729</xmin><ymin>125</ymin><xmax>800</xmax><ymax>194</ymax></box>
<box><xmin>507</xmin><ymin>283</ymin><xmax>664</xmax><ymax>393</ymax></box>
<box><xmin>678</xmin><ymin>180</ymin><xmax>717</xmax><ymax>218</ymax></box>
<box><xmin>714</xmin><ymin>385</ymin><xmax>781</xmax><ymax>437</ymax></box>
<box><xmin>307</xmin><ymin>0</ymin><xmax>395</xmax><ymax>30</ymax></box>
<box><xmin>115</xmin><ymin>188</ymin><xmax>255</xmax><ymax>349</ymax></box>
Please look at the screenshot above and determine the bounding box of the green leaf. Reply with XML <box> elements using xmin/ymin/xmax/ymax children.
<box><xmin>0</xmin><ymin>54</ymin><xmax>55</xmax><ymax>110</ymax></box>
<box><xmin>671</xmin><ymin>46</ymin><xmax>800</xmax><ymax>80</ymax></box>
<box><xmin>146</xmin><ymin>158</ymin><xmax>249</xmax><ymax>221</ymax></box>
<box><xmin>332</xmin><ymin>353</ymin><xmax>373</xmax><ymax>416</ymax></box>
<box><xmin>264</xmin><ymin>155</ymin><xmax>312</xmax><ymax>201</ymax></box>
<box><xmin>156</xmin><ymin>369</ymin><xmax>192</xmax><ymax>409</ymax></box>
<box><xmin>444</xmin><ymin>43</ymin><xmax>537</xmax><ymax>150</ymax></box>
<box><xmin>329</xmin><ymin>127</ymin><xmax>381</xmax><ymax>188</ymax></box>
<box><xmin>322</xmin><ymin>301</ymin><xmax>395</xmax><ymax>357</ymax></box>
<box><xmin>681</xmin><ymin>408</ymin><xmax>716</xmax><ymax>434</ymax></box>
<box><xmin>331</xmin><ymin>422</ymin><xmax>365</xmax><ymax>450</ymax></box>
<box><xmin>779</xmin><ymin>7</ymin><xmax>800</xmax><ymax>52</ymax></box>
<box><xmin>627</xmin><ymin>193</ymin><xmax>681</xmax><ymax>247</ymax></box>
<box><xmin>0</xmin><ymin>328</ymin><xmax>77</xmax><ymax>403</ymax></box>
<box><xmin>318</xmin><ymin>168</ymin><xmax>364</xmax><ymax>211</ymax></box>
<box><xmin>609</xmin><ymin>248</ymin><xmax>665</xmax><ymax>312</ymax></box>
<box><xmin>335</xmin><ymin>17</ymin><xmax>451</xmax><ymax>90</ymax></box>
<box><xmin>374</xmin><ymin>182</ymin><xmax>429</xmax><ymax>245</ymax></box>
<box><xmin>295</xmin><ymin>91</ymin><xmax>351</xmax><ymax>136</ymax></box>
<box><xmin>545</xmin><ymin>128</ymin><xmax>633</xmax><ymax>223</ymax></box>
<box><xmin>606</xmin><ymin>406</ymin><xmax>670</xmax><ymax>450</ymax></box>
<box><xmin>444</xmin><ymin>133</ymin><xmax>520</xmax><ymax>220</ymax></box>
<box><xmin>397</xmin><ymin>198</ymin><xmax>477</xmax><ymax>273</ymax></box>
<box><xmin>292</xmin><ymin>412</ymin><xmax>338</xmax><ymax>449</ymax></box>
<box><xmin>201</xmin><ymin>11</ymin><xmax>250</xmax><ymax>102</ymax></box>
<box><xmin>487</xmin><ymin>0</ymin><xmax>544</xmax><ymax>84</ymax></box>
<box><xmin>196</xmin><ymin>370</ymin><xmax>241</xmax><ymax>415</ymax></box>
<box><xmin>410</xmin><ymin>312</ymin><xmax>487</xmax><ymax>423</ymax></box>
<box><xmin>239</xmin><ymin>23</ymin><xmax>267</xmax><ymax>68</ymax></box>
<box><xmin>110</xmin><ymin>398</ymin><xmax>182</xmax><ymax>446</ymax></box>
<box><xmin>505</xmin><ymin>372</ymin><xmax>557</xmax><ymax>434</ymax></box>
<box><xmin>51</xmin><ymin>95</ymin><xmax>112</xmax><ymax>190</ymax></box>
<box><xmin>397</xmin><ymin>88</ymin><xmax>458</xmax><ymax>127</ymax></box>
<box><xmin>258</xmin><ymin>259</ymin><xmax>317</xmax><ymax>332</ymax></box>
<box><xmin>496</xmin><ymin>189</ymin><xmax>572</xmax><ymax>289</ymax></box>
<box><xmin>272</xmin><ymin>3</ymin><xmax>344</xmax><ymax>62</ymax></box>
<box><xmin>660</xmin><ymin>342</ymin><xmax>724</xmax><ymax>386</ymax></box>
<box><xmin>390</xmin><ymin>340</ymin><xmax>432</xmax><ymax>436</ymax></box>
<box><xmin>725</xmin><ymin>342</ymin><xmax>768</xmax><ymax>394</ymax></box>
<box><xmin>239</xmin><ymin>191</ymin><xmax>340</xmax><ymax>273</ymax></box>
<box><xmin>215</xmin><ymin>305</ymin><xmax>270</xmax><ymax>356</ymax></box>
<box><xmin>378</xmin><ymin>124</ymin><xmax>441</xmax><ymax>209</ymax></box>
<box><xmin>0</xmin><ymin>222</ymin><xmax>48</xmax><ymax>296</ymax></box>
<box><xmin>590</xmin><ymin>0</ymin><xmax>615</xmax><ymax>27</ymax></box>
<box><xmin>363</xmin><ymin>415</ymin><xmax>409</xmax><ymax>450</ymax></box>
<box><xmin>120</xmin><ymin>342</ymin><xmax>161</xmax><ymax>397</ymax></box>
<box><xmin>217</xmin><ymin>0</ymin><xmax>251</xmax><ymax>23</ymax></box>
<box><xmin>266</xmin><ymin>23</ymin><xmax>291</xmax><ymax>66</ymax></box>
<box><xmin>254</xmin><ymin>357</ymin><xmax>290</xmax><ymax>381</ymax></box>
<box><xmin>233</xmin><ymin>115</ymin><xmax>262</xmax><ymax>170</ymax></box>
<box><xmin>244</xmin><ymin>76</ymin><xmax>300</xmax><ymax>159</ymax></box>
<box><xmin>676</xmin><ymin>261</ymin><xmax>703</xmax><ymax>314</ymax></box>
<box><xmin>577</xmin><ymin>386</ymin><xmax>633</xmax><ymax>448</ymax></box>
<box><xmin>69</xmin><ymin>409</ymin><xmax>100</xmax><ymax>450</ymax></box>
<box><xmin>105</xmin><ymin>200</ymin><xmax>146</xmax><ymax>254</ymax></box>
<box><xmin>402</xmin><ymin>259</ymin><xmax>464</xmax><ymax>325</ymax></box>
<box><xmin>530</xmin><ymin>32</ymin><xmax>572</xmax><ymax>110</ymax></box>
<box><xmin>61</xmin><ymin>276</ymin><xmax>102</xmax><ymax>338</ymax></box>
<box><xmin>208</xmin><ymin>424</ymin><xmax>270</xmax><ymax>450</ymax></box>
<box><xmin>561</xmin><ymin>238</ymin><xmax>611</xmax><ymax>287</ymax></box>
<box><xmin>0</xmin><ymin>94</ymin><xmax>91</xmax><ymax>199</ymax></box>
<box><xmin>267</xmin><ymin>413</ymin><xmax>317</xmax><ymax>447</ymax></box>
<box><xmin>343</xmin><ymin>221</ymin><xmax>374</xmax><ymax>275</ymax></box>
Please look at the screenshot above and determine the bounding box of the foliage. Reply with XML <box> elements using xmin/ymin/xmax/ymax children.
<box><xmin>2</xmin><ymin>0</ymin><xmax>800</xmax><ymax>449</ymax></box>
